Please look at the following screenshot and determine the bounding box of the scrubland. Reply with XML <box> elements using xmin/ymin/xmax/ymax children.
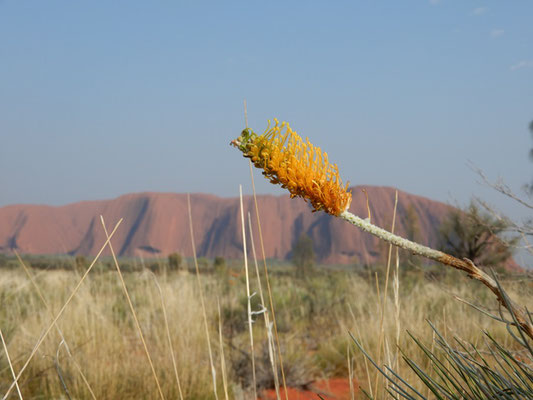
<box><xmin>0</xmin><ymin>257</ymin><xmax>531</xmax><ymax>399</ymax></box>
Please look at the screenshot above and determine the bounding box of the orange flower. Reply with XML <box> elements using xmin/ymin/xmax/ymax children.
<box><xmin>232</xmin><ymin>119</ymin><xmax>352</xmax><ymax>216</ymax></box>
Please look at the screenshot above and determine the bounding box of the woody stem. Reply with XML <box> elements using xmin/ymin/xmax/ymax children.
<box><xmin>339</xmin><ymin>210</ymin><xmax>533</xmax><ymax>341</ymax></box>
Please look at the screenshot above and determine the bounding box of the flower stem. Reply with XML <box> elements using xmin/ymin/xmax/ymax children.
<box><xmin>340</xmin><ymin>210</ymin><xmax>533</xmax><ymax>340</ymax></box>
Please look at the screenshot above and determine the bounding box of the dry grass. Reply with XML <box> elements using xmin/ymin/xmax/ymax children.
<box><xmin>0</xmin><ymin>260</ymin><xmax>530</xmax><ymax>399</ymax></box>
<box><xmin>0</xmin><ymin>269</ymin><xmax>216</xmax><ymax>398</ymax></box>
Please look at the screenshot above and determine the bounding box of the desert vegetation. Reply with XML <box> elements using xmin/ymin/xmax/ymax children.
<box><xmin>0</xmin><ymin>254</ymin><xmax>531</xmax><ymax>399</ymax></box>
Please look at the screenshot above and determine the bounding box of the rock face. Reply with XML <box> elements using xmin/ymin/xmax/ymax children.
<box><xmin>0</xmin><ymin>186</ymin><xmax>452</xmax><ymax>264</ymax></box>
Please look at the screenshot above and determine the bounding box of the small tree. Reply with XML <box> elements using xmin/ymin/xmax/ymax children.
<box><xmin>214</xmin><ymin>256</ymin><xmax>226</xmax><ymax>269</ymax></box>
<box><xmin>167</xmin><ymin>252</ymin><xmax>182</xmax><ymax>271</ymax></box>
<box><xmin>438</xmin><ymin>201</ymin><xmax>518</xmax><ymax>268</ymax></box>
<box><xmin>74</xmin><ymin>255</ymin><xmax>88</xmax><ymax>272</ymax></box>
<box><xmin>214</xmin><ymin>256</ymin><xmax>227</xmax><ymax>276</ymax></box>
<box><xmin>292</xmin><ymin>233</ymin><xmax>315</xmax><ymax>276</ymax></box>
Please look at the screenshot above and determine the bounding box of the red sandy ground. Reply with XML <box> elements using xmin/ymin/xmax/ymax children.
<box><xmin>260</xmin><ymin>378</ymin><xmax>356</xmax><ymax>400</ymax></box>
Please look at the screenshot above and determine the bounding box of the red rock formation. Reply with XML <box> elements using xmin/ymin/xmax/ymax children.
<box><xmin>0</xmin><ymin>186</ymin><xmax>452</xmax><ymax>264</ymax></box>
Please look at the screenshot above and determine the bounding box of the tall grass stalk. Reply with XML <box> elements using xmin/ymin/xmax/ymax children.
<box><xmin>384</xmin><ymin>338</ymin><xmax>394</xmax><ymax>398</ymax></box>
<box><xmin>0</xmin><ymin>327</ymin><xmax>22</xmax><ymax>400</ymax></box>
<box><xmin>244</xmin><ymin>101</ymin><xmax>284</xmax><ymax>399</ymax></box>
<box><xmin>374</xmin><ymin>272</ymin><xmax>382</xmax><ymax>313</ymax></box>
<box><xmin>248</xmin><ymin>211</ymin><xmax>281</xmax><ymax>400</ymax></box>
<box><xmin>2</xmin><ymin>218</ymin><xmax>123</xmax><ymax>400</ymax></box>
<box><xmin>187</xmin><ymin>193</ymin><xmax>219</xmax><ymax>400</ymax></box>
<box><xmin>393</xmin><ymin>247</ymin><xmax>401</xmax><ymax>374</ymax></box>
<box><xmin>14</xmin><ymin>251</ymin><xmax>96</xmax><ymax>400</ymax></box>
<box><xmin>374</xmin><ymin>190</ymin><xmax>399</xmax><ymax>396</ymax></box>
<box><xmin>217</xmin><ymin>298</ymin><xmax>230</xmax><ymax>400</ymax></box>
<box><xmin>354</xmin><ymin>323</ymin><xmax>374</xmax><ymax>399</ymax></box>
<box><xmin>248</xmin><ymin>160</ymin><xmax>289</xmax><ymax>399</ymax></box>
<box><xmin>100</xmin><ymin>217</ymin><xmax>165</xmax><ymax>400</ymax></box>
<box><xmin>147</xmin><ymin>270</ymin><xmax>184</xmax><ymax>400</ymax></box>
<box><xmin>239</xmin><ymin>185</ymin><xmax>258</xmax><ymax>399</ymax></box>
<box><xmin>55</xmin><ymin>341</ymin><xmax>72</xmax><ymax>399</ymax></box>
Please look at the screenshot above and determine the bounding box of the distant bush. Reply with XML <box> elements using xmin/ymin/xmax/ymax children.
<box><xmin>0</xmin><ymin>257</ymin><xmax>18</xmax><ymax>269</ymax></box>
<box><xmin>75</xmin><ymin>255</ymin><xmax>88</xmax><ymax>272</ymax></box>
<box><xmin>291</xmin><ymin>233</ymin><xmax>315</xmax><ymax>277</ymax></box>
<box><xmin>187</xmin><ymin>256</ymin><xmax>212</xmax><ymax>274</ymax></box>
<box><xmin>197</xmin><ymin>257</ymin><xmax>210</xmax><ymax>272</ymax></box>
<box><xmin>146</xmin><ymin>261</ymin><xmax>164</xmax><ymax>273</ymax></box>
<box><xmin>119</xmin><ymin>260</ymin><xmax>139</xmax><ymax>273</ymax></box>
<box><xmin>214</xmin><ymin>256</ymin><xmax>226</xmax><ymax>270</ymax></box>
<box><xmin>438</xmin><ymin>201</ymin><xmax>518</xmax><ymax>268</ymax></box>
<box><xmin>167</xmin><ymin>252</ymin><xmax>182</xmax><ymax>271</ymax></box>
<box><xmin>30</xmin><ymin>257</ymin><xmax>60</xmax><ymax>270</ymax></box>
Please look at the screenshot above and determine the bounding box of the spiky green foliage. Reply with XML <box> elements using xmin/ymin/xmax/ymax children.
<box><xmin>353</xmin><ymin>275</ymin><xmax>533</xmax><ymax>399</ymax></box>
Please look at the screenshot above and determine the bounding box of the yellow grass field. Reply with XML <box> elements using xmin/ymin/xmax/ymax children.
<box><xmin>1</xmin><ymin>259</ymin><xmax>531</xmax><ymax>399</ymax></box>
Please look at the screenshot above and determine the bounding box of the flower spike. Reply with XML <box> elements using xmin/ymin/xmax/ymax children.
<box><xmin>231</xmin><ymin>120</ymin><xmax>352</xmax><ymax>216</ymax></box>
<box><xmin>231</xmin><ymin>119</ymin><xmax>533</xmax><ymax>341</ymax></box>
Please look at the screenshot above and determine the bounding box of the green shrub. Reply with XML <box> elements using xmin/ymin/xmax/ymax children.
<box><xmin>214</xmin><ymin>256</ymin><xmax>226</xmax><ymax>269</ymax></box>
<box><xmin>291</xmin><ymin>233</ymin><xmax>315</xmax><ymax>278</ymax></box>
<box><xmin>75</xmin><ymin>255</ymin><xmax>88</xmax><ymax>272</ymax></box>
<box><xmin>167</xmin><ymin>252</ymin><xmax>182</xmax><ymax>271</ymax></box>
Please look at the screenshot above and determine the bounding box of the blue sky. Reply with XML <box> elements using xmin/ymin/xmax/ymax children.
<box><xmin>1</xmin><ymin>1</ymin><xmax>532</xmax><ymax>223</ymax></box>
